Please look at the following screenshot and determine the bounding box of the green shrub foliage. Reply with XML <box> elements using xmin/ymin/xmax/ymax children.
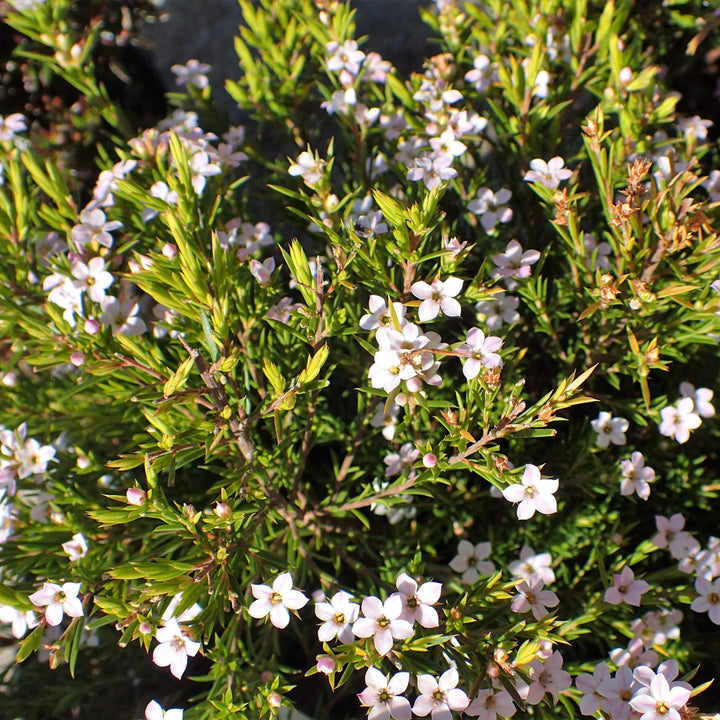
<box><xmin>1</xmin><ymin>0</ymin><xmax>720</xmax><ymax>718</ymax></box>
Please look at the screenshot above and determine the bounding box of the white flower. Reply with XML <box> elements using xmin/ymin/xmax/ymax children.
<box><xmin>248</xmin><ymin>572</ymin><xmax>308</xmax><ymax>629</ymax></box>
<box><xmin>491</xmin><ymin>240</ymin><xmax>540</xmax><ymax>284</ymax></box>
<box><xmin>289</xmin><ymin>150</ymin><xmax>325</xmax><ymax>186</ymax></box>
<box><xmin>459</xmin><ymin>327</ymin><xmax>503</xmax><ymax>380</ymax></box>
<box><xmin>406</xmin><ymin>154</ymin><xmax>458</xmax><ymax>191</ymax></box>
<box><xmin>508</xmin><ymin>546</ymin><xmax>555</xmax><ymax>585</ymax></box>
<box><xmin>590</xmin><ymin>411</ymin><xmax>629</xmax><ymax>447</ymax></box>
<box><xmin>326</xmin><ymin>40</ymin><xmax>365</xmax><ymax>75</ymax></box>
<box><xmin>464</xmin><ymin>54</ymin><xmax>495</xmax><ymax>92</ymax></box>
<box><xmin>360</xmin><ymin>296</ymin><xmax>406</xmax><ymax>331</ymax></box>
<box><xmin>394</xmin><ymin>572</ymin><xmax>441</xmax><ymax>628</ymax></box>
<box><xmin>449</xmin><ymin>540</ymin><xmax>495</xmax><ymax>584</ymax></box>
<box><xmin>314</xmin><ymin>590</ymin><xmax>359</xmax><ymax>643</ymax></box>
<box><xmin>523</xmin><ymin>157</ymin><xmax>573</xmax><ymax>189</ymax></box>
<box><xmin>99</xmin><ymin>295</ymin><xmax>147</xmax><ymax>336</ymax></box>
<box><xmin>658</xmin><ymin>397</ymin><xmax>701</xmax><ymax>444</ymax></box>
<box><xmin>62</xmin><ymin>532</ymin><xmax>88</xmax><ymax>561</ymax></box>
<box><xmin>71</xmin><ymin>256</ymin><xmax>114</xmax><ymax>302</ymax></box>
<box><xmin>152</xmin><ymin>618</ymin><xmax>201</xmax><ymax>679</ymax></box>
<box><xmin>511</xmin><ymin>578</ymin><xmax>559</xmax><ymax>620</ymax></box>
<box><xmin>171</xmin><ymin>59</ymin><xmax>211</xmax><ymax>89</ymax></box>
<box><xmin>502</xmin><ymin>464</ymin><xmax>558</xmax><ymax>520</ymax></box>
<box><xmin>620</xmin><ymin>452</ymin><xmax>655</xmax><ymax>500</ymax></box>
<box><xmin>468</xmin><ymin>188</ymin><xmax>513</xmax><ymax>231</ymax></box>
<box><xmin>0</xmin><ymin>605</ymin><xmax>38</xmax><ymax>638</ymax></box>
<box><xmin>384</xmin><ymin>443</ymin><xmax>419</xmax><ymax>477</ymax></box>
<box><xmin>249</xmin><ymin>257</ymin><xmax>275</xmax><ymax>285</ymax></box>
<box><xmin>412</xmin><ymin>667</ymin><xmax>470</xmax><ymax>719</ymax></box>
<box><xmin>28</xmin><ymin>581</ymin><xmax>84</xmax><ymax>626</ymax></box>
<box><xmin>691</xmin><ymin>577</ymin><xmax>720</xmax><ymax>624</ymax></box>
<box><xmin>679</xmin><ymin>381</ymin><xmax>715</xmax><ymax>418</ymax></box>
<box><xmin>0</xmin><ymin>113</ymin><xmax>27</xmax><ymax>142</ymax></box>
<box><xmin>465</xmin><ymin>689</ymin><xmax>516</xmax><ymax>720</ymax></box>
<box><xmin>352</xmin><ymin>594</ymin><xmax>413</xmax><ymax>655</ymax></box>
<box><xmin>358</xmin><ymin>667</ymin><xmax>412</xmax><ymax>720</ymax></box>
<box><xmin>475</xmin><ymin>292</ymin><xmax>519</xmax><ymax>331</ymax></box>
<box><xmin>145</xmin><ymin>700</ymin><xmax>183</xmax><ymax>720</ymax></box>
<box><xmin>629</xmin><ymin>674</ymin><xmax>691</xmax><ymax>720</ymax></box>
<box><xmin>71</xmin><ymin>208</ymin><xmax>122</xmax><ymax>248</ymax></box>
<box><xmin>411</xmin><ymin>277</ymin><xmax>463</xmax><ymax>322</ymax></box>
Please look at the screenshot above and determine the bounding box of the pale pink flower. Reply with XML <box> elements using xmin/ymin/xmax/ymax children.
<box><xmin>449</xmin><ymin>540</ymin><xmax>495</xmax><ymax>584</ymax></box>
<box><xmin>508</xmin><ymin>546</ymin><xmax>555</xmax><ymax>585</ymax></box>
<box><xmin>591</xmin><ymin>411</ymin><xmax>629</xmax><ymax>447</ymax></box>
<box><xmin>248</xmin><ymin>572</ymin><xmax>308</xmax><ymax>629</ymax></box>
<box><xmin>394</xmin><ymin>572</ymin><xmax>441</xmax><ymax>628</ymax></box>
<box><xmin>691</xmin><ymin>576</ymin><xmax>720</xmax><ymax>624</ymax></box>
<box><xmin>502</xmin><ymin>464</ymin><xmax>558</xmax><ymax>520</ymax></box>
<box><xmin>679</xmin><ymin>381</ymin><xmax>715</xmax><ymax>418</ymax></box>
<box><xmin>383</xmin><ymin>443</ymin><xmax>419</xmax><ymax>477</ymax></box>
<box><xmin>71</xmin><ymin>256</ymin><xmax>114</xmax><ymax>302</ymax></box>
<box><xmin>314</xmin><ymin>590</ymin><xmax>359</xmax><ymax>643</ymax></box>
<box><xmin>358</xmin><ymin>667</ymin><xmax>412</xmax><ymax>720</ymax></box>
<box><xmin>411</xmin><ymin>277</ymin><xmax>463</xmax><ymax>322</ymax></box>
<box><xmin>360</xmin><ymin>296</ymin><xmax>406</xmax><ymax>331</ymax></box>
<box><xmin>126</xmin><ymin>487</ymin><xmax>147</xmax><ymax>505</ymax></box>
<box><xmin>71</xmin><ymin>208</ymin><xmax>122</xmax><ymax>248</ymax></box>
<box><xmin>145</xmin><ymin>699</ymin><xmax>184</xmax><ymax>720</ymax></box>
<box><xmin>604</xmin><ymin>566</ymin><xmax>650</xmax><ymax>606</ymax></box>
<box><xmin>610</xmin><ymin>636</ymin><xmax>659</xmax><ymax>669</ymax></box>
<box><xmin>171</xmin><ymin>59</ymin><xmax>211</xmax><ymax>89</ymax></box>
<box><xmin>412</xmin><ymin>667</ymin><xmax>470</xmax><ymax>719</ymax></box>
<box><xmin>468</xmin><ymin>188</ymin><xmax>513</xmax><ymax>231</ymax></box>
<box><xmin>619</xmin><ymin>451</ymin><xmax>655</xmax><ymax>500</ymax></box>
<box><xmin>659</xmin><ymin>397</ymin><xmax>701</xmax><ymax>444</ymax></box>
<box><xmin>152</xmin><ymin>617</ymin><xmax>201</xmax><ymax>679</ymax></box>
<box><xmin>289</xmin><ymin>150</ymin><xmax>325</xmax><ymax>186</ymax></box>
<box><xmin>491</xmin><ymin>240</ymin><xmax>540</xmax><ymax>283</ymax></box>
<box><xmin>29</xmin><ymin>581</ymin><xmax>84</xmax><ymax>626</ymax></box>
<box><xmin>511</xmin><ymin>578</ymin><xmax>559</xmax><ymax>620</ymax></box>
<box><xmin>575</xmin><ymin>662</ymin><xmax>612</xmax><ymax>716</ymax></box>
<box><xmin>629</xmin><ymin>674</ymin><xmax>691</xmax><ymax>720</ymax></box>
<box><xmin>249</xmin><ymin>257</ymin><xmax>275</xmax><ymax>285</ymax></box>
<box><xmin>597</xmin><ymin>666</ymin><xmax>638</xmax><ymax>720</ymax></box>
<box><xmin>352</xmin><ymin>595</ymin><xmax>413</xmax><ymax>656</ymax></box>
<box><xmin>61</xmin><ymin>532</ymin><xmax>88</xmax><ymax>561</ymax></box>
<box><xmin>0</xmin><ymin>112</ymin><xmax>27</xmax><ymax>142</ymax></box>
<box><xmin>406</xmin><ymin>154</ymin><xmax>458</xmax><ymax>191</ymax></box>
<box><xmin>523</xmin><ymin>157</ymin><xmax>573</xmax><ymax>189</ymax></box>
<box><xmin>459</xmin><ymin>327</ymin><xmax>503</xmax><ymax>380</ymax></box>
<box><xmin>465</xmin><ymin>688</ymin><xmax>516</xmax><ymax>720</ymax></box>
<box><xmin>525</xmin><ymin>651</ymin><xmax>571</xmax><ymax>705</ymax></box>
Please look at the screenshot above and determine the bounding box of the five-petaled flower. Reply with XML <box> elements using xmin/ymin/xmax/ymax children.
<box><xmin>502</xmin><ymin>464</ymin><xmax>558</xmax><ymax>520</ymax></box>
<box><xmin>394</xmin><ymin>572</ymin><xmax>441</xmax><ymax>628</ymax></box>
<box><xmin>352</xmin><ymin>594</ymin><xmax>413</xmax><ymax>656</ymax></box>
<box><xmin>28</xmin><ymin>581</ymin><xmax>84</xmax><ymax>626</ymax></box>
<box><xmin>248</xmin><ymin>572</ymin><xmax>309</xmax><ymax>629</ymax></box>
<box><xmin>357</xmin><ymin>667</ymin><xmax>412</xmax><ymax>720</ymax></box>
<box><xmin>314</xmin><ymin>590</ymin><xmax>359</xmax><ymax>643</ymax></box>
<box><xmin>449</xmin><ymin>540</ymin><xmax>495</xmax><ymax>584</ymax></box>
<box><xmin>152</xmin><ymin>617</ymin><xmax>201</xmax><ymax>679</ymax></box>
<box><xmin>604</xmin><ymin>566</ymin><xmax>650</xmax><ymax>607</ymax></box>
<box><xmin>591</xmin><ymin>411</ymin><xmax>629</xmax><ymax>447</ymax></box>
<box><xmin>523</xmin><ymin>157</ymin><xmax>573</xmax><ymax>189</ymax></box>
<box><xmin>412</xmin><ymin>667</ymin><xmax>470</xmax><ymax>720</ymax></box>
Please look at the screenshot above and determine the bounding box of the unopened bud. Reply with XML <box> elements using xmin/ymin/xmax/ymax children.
<box><xmin>126</xmin><ymin>488</ymin><xmax>147</xmax><ymax>506</ymax></box>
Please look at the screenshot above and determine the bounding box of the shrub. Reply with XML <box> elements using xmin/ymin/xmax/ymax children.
<box><xmin>1</xmin><ymin>0</ymin><xmax>720</xmax><ymax>718</ymax></box>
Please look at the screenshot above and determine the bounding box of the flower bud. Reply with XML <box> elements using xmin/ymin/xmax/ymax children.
<box><xmin>126</xmin><ymin>488</ymin><xmax>147</xmax><ymax>506</ymax></box>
